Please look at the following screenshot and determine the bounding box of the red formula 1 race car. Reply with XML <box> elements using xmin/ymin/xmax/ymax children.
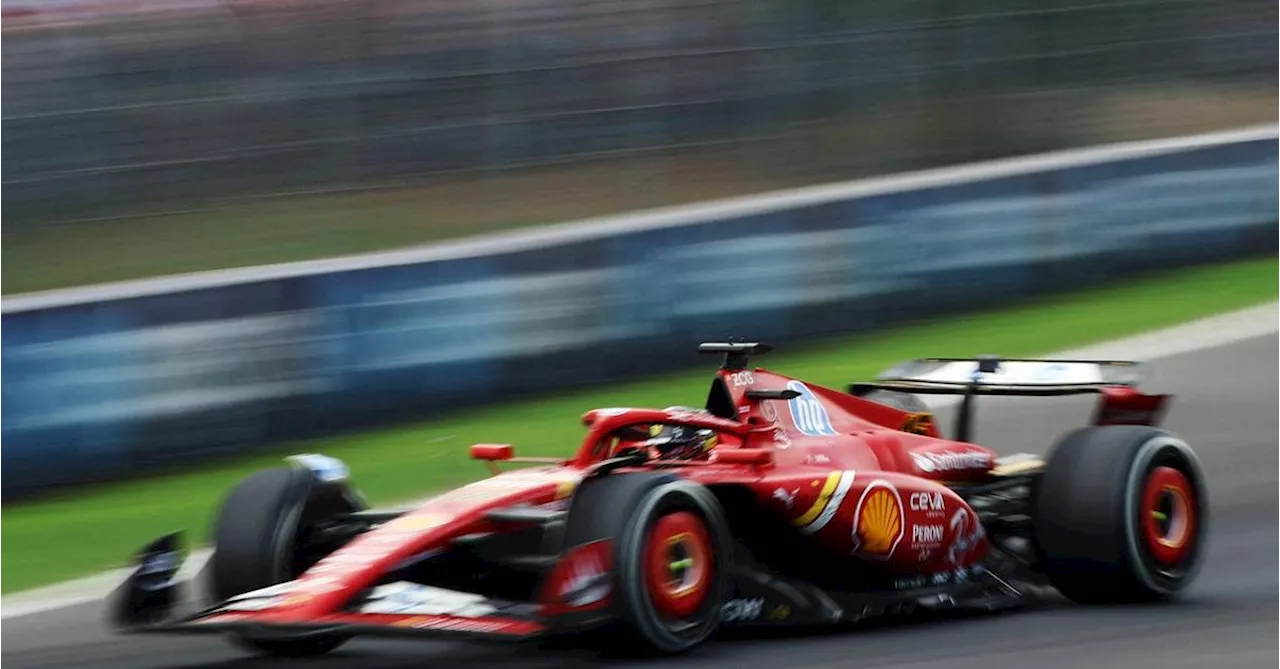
<box><xmin>109</xmin><ymin>342</ymin><xmax>1207</xmax><ymax>656</ymax></box>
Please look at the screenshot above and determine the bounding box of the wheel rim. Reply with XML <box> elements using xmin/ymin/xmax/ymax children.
<box><xmin>643</xmin><ymin>511</ymin><xmax>713</xmax><ymax>619</ymax></box>
<box><xmin>1140</xmin><ymin>466</ymin><xmax>1197</xmax><ymax>566</ymax></box>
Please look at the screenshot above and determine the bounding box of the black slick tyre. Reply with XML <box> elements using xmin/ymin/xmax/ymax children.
<box><xmin>209</xmin><ymin>467</ymin><xmax>356</xmax><ymax>657</ymax></box>
<box><xmin>613</xmin><ymin>479</ymin><xmax>733</xmax><ymax>654</ymax></box>
<box><xmin>1034</xmin><ymin>426</ymin><xmax>1207</xmax><ymax>603</ymax></box>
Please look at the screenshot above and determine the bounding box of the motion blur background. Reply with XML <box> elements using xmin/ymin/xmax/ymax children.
<box><xmin>3</xmin><ymin>0</ymin><xmax>1276</xmax><ymax>290</ymax></box>
<box><xmin>1</xmin><ymin>0</ymin><xmax>1277</xmax><ymax>500</ymax></box>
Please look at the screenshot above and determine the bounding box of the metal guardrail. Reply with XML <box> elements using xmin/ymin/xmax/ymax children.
<box><xmin>2</xmin><ymin>127</ymin><xmax>1276</xmax><ymax>497</ymax></box>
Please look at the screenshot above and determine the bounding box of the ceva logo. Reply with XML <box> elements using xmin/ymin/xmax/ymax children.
<box><xmin>785</xmin><ymin>381</ymin><xmax>838</xmax><ymax>437</ymax></box>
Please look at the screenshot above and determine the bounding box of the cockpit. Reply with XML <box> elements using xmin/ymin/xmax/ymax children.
<box><xmin>589</xmin><ymin>413</ymin><xmax>747</xmax><ymax>463</ymax></box>
<box><xmin>577</xmin><ymin>344</ymin><xmax>773</xmax><ymax>465</ymax></box>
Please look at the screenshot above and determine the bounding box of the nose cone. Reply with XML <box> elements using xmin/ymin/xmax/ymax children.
<box><xmin>274</xmin><ymin>467</ymin><xmax>584</xmax><ymax>619</ymax></box>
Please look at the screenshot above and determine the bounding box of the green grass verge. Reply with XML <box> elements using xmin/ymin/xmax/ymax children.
<box><xmin>3</xmin><ymin>257</ymin><xmax>1276</xmax><ymax>593</ymax></box>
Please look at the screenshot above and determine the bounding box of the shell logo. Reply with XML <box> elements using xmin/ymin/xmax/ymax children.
<box><xmin>853</xmin><ymin>480</ymin><xmax>904</xmax><ymax>559</ymax></box>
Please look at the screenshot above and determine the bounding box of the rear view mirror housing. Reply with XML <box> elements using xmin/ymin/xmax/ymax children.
<box><xmin>470</xmin><ymin>444</ymin><xmax>515</xmax><ymax>461</ymax></box>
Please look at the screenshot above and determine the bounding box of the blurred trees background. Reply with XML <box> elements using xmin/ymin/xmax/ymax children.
<box><xmin>2</xmin><ymin>0</ymin><xmax>1274</xmax><ymax>290</ymax></box>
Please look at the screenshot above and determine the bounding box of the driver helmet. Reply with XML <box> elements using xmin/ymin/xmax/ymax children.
<box><xmin>645</xmin><ymin>425</ymin><xmax>717</xmax><ymax>461</ymax></box>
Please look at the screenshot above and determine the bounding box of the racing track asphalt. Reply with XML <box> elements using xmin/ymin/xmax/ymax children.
<box><xmin>5</xmin><ymin>334</ymin><xmax>1277</xmax><ymax>669</ymax></box>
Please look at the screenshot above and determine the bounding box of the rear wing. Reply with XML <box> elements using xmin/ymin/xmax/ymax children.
<box><xmin>852</xmin><ymin>357</ymin><xmax>1147</xmax><ymax>397</ymax></box>
<box><xmin>849</xmin><ymin>356</ymin><xmax>1169</xmax><ymax>442</ymax></box>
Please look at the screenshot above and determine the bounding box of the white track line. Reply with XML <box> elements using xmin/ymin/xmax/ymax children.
<box><xmin>2</xmin><ymin>300</ymin><xmax>1275</xmax><ymax>619</ymax></box>
<box><xmin>2</xmin><ymin>567</ymin><xmax>134</xmax><ymax>620</ymax></box>
<box><xmin>1043</xmin><ymin>301</ymin><xmax>1278</xmax><ymax>362</ymax></box>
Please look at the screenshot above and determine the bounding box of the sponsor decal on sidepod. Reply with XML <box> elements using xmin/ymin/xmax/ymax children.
<box><xmin>911</xmin><ymin>524</ymin><xmax>944</xmax><ymax>544</ymax></box>
<box><xmin>786</xmin><ymin>381</ymin><xmax>839</xmax><ymax>437</ymax></box>
<box><xmin>910</xmin><ymin>450</ymin><xmax>992</xmax><ymax>473</ymax></box>
<box><xmin>945</xmin><ymin>508</ymin><xmax>986</xmax><ymax>565</ymax></box>
<box><xmin>852</xmin><ymin>480</ymin><xmax>905</xmax><ymax>559</ymax></box>
<box><xmin>908</xmin><ymin>491</ymin><xmax>945</xmax><ymax>513</ymax></box>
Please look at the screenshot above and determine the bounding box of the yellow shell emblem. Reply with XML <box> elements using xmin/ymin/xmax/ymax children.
<box><xmin>856</xmin><ymin>487</ymin><xmax>902</xmax><ymax>556</ymax></box>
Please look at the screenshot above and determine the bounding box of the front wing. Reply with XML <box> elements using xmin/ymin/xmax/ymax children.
<box><xmin>129</xmin><ymin>609</ymin><xmax>547</xmax><ymax>642</ymax></box>
<box><xmin>109</xmin><ymin>534</ymin><xmax>563</xmax><ymax>643</ymax></box>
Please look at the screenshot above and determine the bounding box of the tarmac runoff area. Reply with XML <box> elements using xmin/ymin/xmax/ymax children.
<box><xmin>0</xmin><ymin>301</ymin><xmax>1276</xmax><ymax>669</ymax></box>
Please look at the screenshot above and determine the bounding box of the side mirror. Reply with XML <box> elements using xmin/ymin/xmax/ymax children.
<box><xmin>470</xmin><ymin>444</ymin><xmax>514</xmax><ymax>461</ymax></box>
<box><xmin>471</xmin><ymin>443</ymin><xmax>514</xmax><ymax>475</ymax></box>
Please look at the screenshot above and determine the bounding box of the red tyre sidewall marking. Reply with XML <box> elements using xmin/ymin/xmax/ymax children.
<box><xmin>644</xmin><ymin>511</ymin><xmax>712</xmax><ymax>619</ymax></box>
<box><xmin>1140</xmin><ymin>466</ymin><xmax>1196</xmax><ymax>565</ymax></box>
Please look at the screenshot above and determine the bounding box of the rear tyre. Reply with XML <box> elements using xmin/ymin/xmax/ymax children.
<box><xmin>1034</xmin><ymin>426</ymin><xmax>1206</xmax><ymax>603</ymax></box>
<box><xmin>210</xmin><ymin>467</ymin><xmax>359</xmax><ymax>657</ymax></box>
<box><xmin>614</xmin><ymin>480</ymin><xmax>733</xmax><ymax>654</ymax></box>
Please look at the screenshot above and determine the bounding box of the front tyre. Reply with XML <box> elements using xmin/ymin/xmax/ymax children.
<box><xmin>615</xmin><ymin>480</ymin><xmax>733</xmax><ymax>654</ymax></box>
<box><xmin>1034</xmin><ymin>426</ymin><xmax>1207</xmax><ymax>603</ymax></box>
<box><xmin>210</xmin><ymin>467</ymin><xmax>359</xmax><ymax>656</ymax></box>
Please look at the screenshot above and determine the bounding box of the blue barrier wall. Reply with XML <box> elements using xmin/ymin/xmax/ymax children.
<box><xmin>3</xmin><ymin>133</ymin><xmax>1276</xmax><ymax>497</ymax></box>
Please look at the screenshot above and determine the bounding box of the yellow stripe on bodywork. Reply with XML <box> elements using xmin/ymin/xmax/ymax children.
<box><xmin>792</xmin><ymin>472</ymin><xmax>841</xmax><ymax>527</ymax></box>
<box><xmin>800</xmin><ymin>471</ymin><xmax>856</xmax><ymax>535</ymax></box>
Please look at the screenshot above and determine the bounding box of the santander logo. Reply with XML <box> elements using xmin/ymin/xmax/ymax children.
<box><xmin>910</xmin><ymin>449</ymin><xmax>992</xmax><ymax>473</ymax></box>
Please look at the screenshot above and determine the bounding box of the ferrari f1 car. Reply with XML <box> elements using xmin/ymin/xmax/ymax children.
<box><xmin>110</xmin><ymin>342</ymin><xmax>1206</xmax><ymax>655</ymax></box>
